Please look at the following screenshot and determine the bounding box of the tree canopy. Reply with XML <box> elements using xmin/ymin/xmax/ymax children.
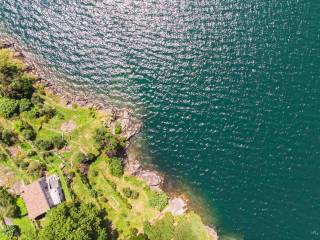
<box><xmin>38</xmin><ymin>202</ymin><xmax>108</xmax><ymax>240</ymax></box>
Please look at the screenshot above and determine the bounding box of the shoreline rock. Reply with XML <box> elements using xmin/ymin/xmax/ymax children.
<box><xmin>0</xmin><ymin>36</ymin><xmax>218</xmax><ymax>239</ymax></box>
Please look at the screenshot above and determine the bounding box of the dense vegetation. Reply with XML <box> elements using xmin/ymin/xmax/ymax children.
<box><xmin>38</xmin><ymin>202</ymin><xmax>107</xmax><ymax>240</ymax></box>
<box><xmin>0</xmin><ymin>48</ymin><xmax>212</xmax><ymax>240</ymax></box>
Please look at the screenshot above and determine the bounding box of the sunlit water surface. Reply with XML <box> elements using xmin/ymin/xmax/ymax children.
<box><xmin>1</xmin><ymin>1</ymin><xmax>319</xmax><ymax>239</ymax></box>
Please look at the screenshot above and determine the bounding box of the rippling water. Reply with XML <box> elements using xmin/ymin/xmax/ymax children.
<box><xmin>1</xmin><ymin>1</ymin><xmax>320</xmax><ymax>239</ymax></box>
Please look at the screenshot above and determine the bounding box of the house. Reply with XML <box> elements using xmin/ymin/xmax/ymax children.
<box><xmin>20</xmin><ymin>174</ymin><xmax>64</xmax><ymax>220</ymax></box>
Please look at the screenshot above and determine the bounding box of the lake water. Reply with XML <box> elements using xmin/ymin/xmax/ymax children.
<box><xmin>1</xmin><ymin>1</ymin><xmax>319</xmax><ymax>239</ymax></box>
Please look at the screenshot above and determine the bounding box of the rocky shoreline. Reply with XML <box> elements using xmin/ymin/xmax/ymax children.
<box><xmin>0</xmin><ymin>36</ymin><xmax>218</xmax><ymax>239</ymax></box>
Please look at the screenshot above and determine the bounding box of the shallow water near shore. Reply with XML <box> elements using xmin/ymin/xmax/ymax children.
<box><xmin>1</xmin><ymin>1</ymin><xmax>320</xmax><ymax>239</ymax></box>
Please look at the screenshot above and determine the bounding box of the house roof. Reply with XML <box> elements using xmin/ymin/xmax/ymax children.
<box><xmin>21</xmin><ymin>180</ymin><xmax>50</xmax><ymax>219</ymax></box>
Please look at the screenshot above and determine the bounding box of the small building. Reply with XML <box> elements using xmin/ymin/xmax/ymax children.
<box><xmin>20</xmin><ymin>174</ymin><xmax>64</xmax><ymax>220</ymax></box>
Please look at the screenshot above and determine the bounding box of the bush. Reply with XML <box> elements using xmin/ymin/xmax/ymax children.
<box><xmin>4</xmin><ymin>74</ymin><xmax>35</xmax><ymax>99</ymax></box>
<box><xmin>1</xmin><ymin>129</ymin><xmax>18</xmax><ymax>146</ymax></box>
<box><xmin>31</xmin><ymin>93</ymin><xmax>44</xmax><ymax>105</ymax></box>
<box><xmin>35</xmin><ymin>139</ymin><xmax>54</xmax><ymax>151</ymax></box>
<box><xmin>19</xmin><ymin>98</ymin><xmax>32</xmax><ymax>112</ymax></box>
<box><xmin>16</xmin><ymin>197</ymin><xmax>28</xmax><ymax>217</ymax></box>
<box><xmin>122</xmin><ymin>187</ymin><xmax>139</xmax><ymax>199</ymax></box>
<box><xmin>0</xmin><ymin>98</ymin><xmax>19</xmax><ymax>118</ymax></box>
<box><xmin>38</xmin><ymin>105</ymin><xmax>56</xmax><ymax>118</ymax></box>
<box><xmin>27</xmin><ymin>161</ymin><xmax>46</xmax><ymax>177</ymax></box>
<box><xmin>76</xmin><ymin>152</ymin><xmax>87</xmax><ymax>163</ymax></box>
<box><xmin>52</xmin><ymin>136</ymin><xmax>67</xmax><ymax>149</ymax></box>
<box><xmin>114</xmin><ymin>122</ymin><xmax>122</xmax><ymax>134</ymax></box>
<box><xmin>0</xmin><ymin>153</ymin><xmax>7</xmax><ymax>161</ymax></box>
<box><xmin>2</xmin><ymin>225</ymin><xmax>19</xmax><ymax>238</ymax></box>
<box><xmin>148</xmin><ymin>190</ymin><xmax>168</xmax><ymax>211</ymax></box>
<box><xmin>94</xmin><ymin>127</ymin><xmax>118</xmax><ymax>152</ymax></box>
<box><xmin>0</xmin><ymin>187</ymin><xmax>19</xmax><ymax>218</ymax></box>
<box><xmin>29</xmin><ymin>106</ymin><xmax>40</xmax><ymax>118</ymax></box>
<box><xmin>23</xmin><ymin>128</ymin><xmax>36</xmax><ymax>140</ymax></box>
<box><xmin>27</xmin><ymin>150</ymin><xmax>37</xmax><ymax>157</ymax></box>
<box><xmin>108</xmin><ymin>157</ymin><xmax>123</xmax><ymax>177</ymax></box>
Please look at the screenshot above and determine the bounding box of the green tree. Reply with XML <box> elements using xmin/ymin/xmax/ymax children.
<box><xmin>0</xmin><ymin>187</ymin><xmax>18</xmax><ymax>218</ymax></box>
<box><xmin>35</xmin><ymin>139</ymin><xmax>54</xmax><ymax>151</ymax></box>
<box><xmin>0</xmin><ymin>98</ymin><xmax>19</xmax><ymax>118</ymax></box>
<box><xmin>1</xmin><ymin>129</ymin><xmax>18</xmax><ymax>146</ymax></box>
<box><xmin>19</xmin><ymin>98</ymin><xmax>32</xmax><ymax>112</ymax></box>
<box><xmin>38</xmin><ymin>202</ymin><xmax>108</xmax><ymax>240</ymax></box>
<box><xmin>108</xmin><ymin>158</ymin><xmax>123</xmax><ymax>177</ymax></box>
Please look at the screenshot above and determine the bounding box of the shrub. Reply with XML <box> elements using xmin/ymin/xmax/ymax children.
<box><xmin>148</xmin><ymin>190</ymin><xmax>168</xmax><ymax>211</ymax></box>
<box><xmin>16</xmin><ymin>197</ymin><xmax>28</xmax><ymax>217</ymax></box>
<box><xmin>0</xmin><ymin>153</ymin><xmax>7</xmax><ymax>161</ymax></box>
<box><xmin>0</xmin><ymin>98</ymin><xmax>19</xmax><ymax>118</ymax></box>
<box><xmin>38</xmin><ymin>105</ymin><xmax>56</xmax><ymax>118</ymax></box>
<box><xmin>19</xmin><ymin>98</ymin><xmax>32</xmax><ymax>112</ymax></box>
<box><xmin>1</xmin><ymin>129</ymin><xmax>18</xmax><ymax>146</ymax></box>
<box><xmin>35</xmin><ymin>139</ymin><xmax>54</xmax><ymax>151</ymax></box>
<box><xmin>94</xmin><ymin>127</ymin><xmax>118</xmax><ymax>152</ymax></box>
<box><xmin>4</xmin><ymin>73</ymin><xmax>35</xmax><ymax>99</ymax></box>
<box><xmin>0</xmin><ymin>187</ymin><xmax>19</xmax><ymax>218</ymax></box>
<box><xmin>87</xmin><ymin>153</ymin><xmax>97</xmax><ymax>163</ymax></box>
<box><xmin>76</xmin><ymin>152</ymin><xmax>87</xmax><ymax>163</ymax></box>
<box><xmin>29</xmin><ymin>106</ymin><xmax>40</xmax><ymax>118</ymax></box>
<box><xmin>122</xmin><ymin>187</ymin><xmax>139</xmax><ymax>199</ymax></box>
<box><xmin>1</xmin><ymin>225</ymin><xmax>19</xmax><ymax>238</ymax></box>
<box><xmin>27</xmin><ymin>161</ymin><xmax>46</xmax><ymax>177</ymax></box>
<box><xmin>27</xmin><ymin>150</ymin><xmax>37</xmax><ymax>157</ymax></box>
<box><xmin>23</xmin><ymin>128</ymin><xmax>36</xmax><ymax>140</ymax></box>
<box><xmin>52</xmin><ymin>135</ymin><xmax>67</xmax><ymax>149</ymax></box>
<box><xmin>114</xmin><ymin>122</ymin><xmax>122</xmax><ymax>134</ymax></box>
<box><xmin>108</xmin><ymin>157</ymin><xmax>123</xmax><ymax>177</ymax></box>
<box><xmin>31</xmin><ymin>93</ymin><xmax>44</xmax><ymax>105</ymax></box>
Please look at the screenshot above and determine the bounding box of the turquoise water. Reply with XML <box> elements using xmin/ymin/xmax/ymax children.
<box><xmin>1</xmin><ymin>1</ymin><xmax>320</xmax><ymax>239</ymax></box>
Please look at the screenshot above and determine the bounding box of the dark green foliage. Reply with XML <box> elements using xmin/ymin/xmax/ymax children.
<box><xmin>128</xmin><ymin>234</ymin><xmax>149</xmax><ymax>240</ymax></box>
<box><xmin>94</xmin><ymin>127</ymin><xmax>117</xmax><ymax>151</ymax></box>
<box><xmin>19</xmin><ymin>98</ymin><xmax>33</xmax><ymax>112</ymax></box>
<box><xmin>31</xmin><ymin>93</ymin><xmax>44</xmax><ymax>105</ymax></box>
<box><xmin>22</xmin><ymin>128</ymin><xmax>36</xmax><ymax>140</ymax></box>
<box><xmin>29</xmin><ymin>106</ymin><xmax>40</xmax><ymax>118</ymax></box>
<box><xmin>38</xmin><ymin>105</ymin><xmax>56</xmax><ymax>118</ymax></box>
<box><xmin>52</xmin><ymin>135</ymin><xmax>67</xmax><ymax>150</ymax></box>
<box><xmin>15</xmin><ymin>120</ymin><xmax>36</xmax><ymax>140</ymax></box>
<box><xmin>108</xmin><ymin>157</ymin><xmax>123</xmax><ymax>177</ymax></box>
<box><xmin>26</xmin><ymin>161</ymin><xmax>46</xmax><ymax>178</ymax></box>
<box><xmin>0</xmin><ymin>129</ymin><xmax>18</xmax><ymax>146</ymax></box>
<box><xmin>0</xmin><ymin>98</ymin><xmax>19</xmax><ymax>118</ymax></box>
<box><xmin>122</xmin><ymin>187</ymin><xmax>139</xmax><ymax>199</ymax></box>
<box><xmin>0</xmin><ymin>187</ymin><xmax>19</xmax><ymax>218</ymax></box>
<box><xmin>1</xmin><ymin>225</ymin><xmax>19</xmax><ymax>239</ymax></box>
<box><xmin>148</xmin><ymin>191</ymin><xmax>168</xmax><ymax>211</ymax></box>
<box><xmin>35</xmin><ymin>139</ymin><xmax>54</xmax><ymax>151</ymax></box>
<box><xmin>0</xmin><ymin>152</ymin><xmax>7</xmax><ymax>161</ymax></box>
<box><xmin>76</xmin><ymin>152</ymin><xmax>87</xmax><ymax>164</ymax></box>
<box><xmin>4</xmin><ymin>73</ymin><xmax>35</xmax><ymax>99</ymax></box>
<box><xmin>26</xmin><ymin>150</ymin><xmax>37</xmax><ymax>157</ymax></box>
<box><xmin>38</xmin><ymin>202</ymin><xmax>108</xmax><ymax>240</ymax></box>
<box><xmin>87</xmin><ymin>153</ymin><xmax>97</xmax><ymax>163</ymax></box>
<box><xmin>144</xmin><ymin>213</ymin><xmax>174</xmax><ymax>240</ymax></box>
<box><xmin>0</xmin><ymin>49</ymin><xmax>35</xmax><ymax>100</ymax></box>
